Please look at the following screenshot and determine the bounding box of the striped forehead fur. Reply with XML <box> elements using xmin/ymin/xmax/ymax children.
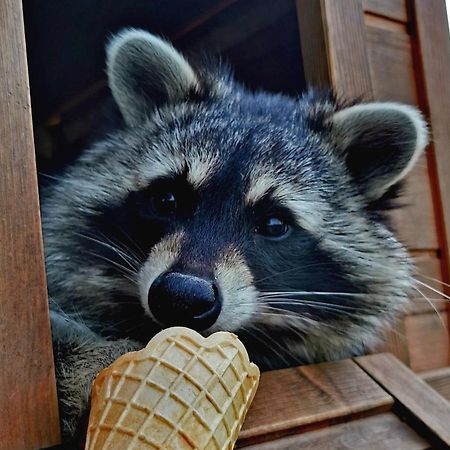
<box><xmin>246</xmin><ymin>169</ymin><xmax>328</xmax><ymax>234</ymax></box>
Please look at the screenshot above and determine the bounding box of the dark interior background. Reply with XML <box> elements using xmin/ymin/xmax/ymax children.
<box><xmin>23</xmin><ymin>0</ymin><xmax>306</xmax><ymax>174</ymax></box>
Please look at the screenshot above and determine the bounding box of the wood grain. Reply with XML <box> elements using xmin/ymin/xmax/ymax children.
<box><xmin>355</xmin><ymin>353</ymin><xmax>450</xmax><ymax>446</ymax></box>
<box><xmin>421</xmin><ymin>366</ymin><xmax>450</xmax><ymax>403</ymax></box>
<box><xmin>240</xmin><ymin>413</ymin><xmax>428</xmax><ymax>449</ymax></box>
<box><xmin>0</xmin><ymin>1</ymin><xmax>60</xmax><ymax>448</ymax></box>
<box><xmin>237</xmin><ymin>359</ymin><xmax>392</xmax><ymax>446</ymax></box>
<box><xmin>321</xmin><ymin>0</ymin><xmax>373</xmax><ymax>100</ymax></box>
<box><xmin>413</xmin><ymin>0</ymin><xmax>450</xmax><ymax>339</ymax></box>
<box><xmin>296</xmin><ymin>0</ymin><xmax>330</xmax><ymax>89</ymax></box>
<box><xmin>363</xmin><ymin>0</ymin><xmax>408</xmax><ymax>22</ymax></box>
<box><xmin>374</xmin><ymin>317</ymin><xmax>410</xmax><ymax>365</ymax></box>
<box><xmin>389</xmin><ymin>154</ymin><xmax>437</xmax><ymax>250</ymax></box>
<box><xmin>408</xmin><ymin>250</ymin><xmax>446</xmax><ymax>315</ymax></box>
<box><xmin>364</xmin><ymin>18</ymin><xmax>417</xmax><ymax>104</ymax></box>
<box><xmin>405</xmin><ymin>311</ymin><xmax>449</xmax><ymax>372</ymax></box>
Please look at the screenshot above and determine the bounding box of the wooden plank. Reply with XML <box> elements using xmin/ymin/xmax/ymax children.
<box><xmin>237</xmin><ymin>359</ymin><xmax>392</xmax><ymax>446</ymax></box>
<box><xmin>321</xmin><ymin>0</ymin><xmax>373</xmax><ymax>100</ymax></box>
<box><xmin>363</xmin><ymin>0</ymin><xmax>408</xmax><ymax>22</ymax></box>
<box><xmin>389</xmin><ymin>154</ymin><xmax>438</xmax><ymax>250</ymax></box>
<box><xmin>296</xmin><ymin>0</ymin><xmax>330</xmax><ymax>89</ymax></box>
<box><xmin>364</xmin><ymin>18</ymin><xmax>417</xmax><ymax>104</ymax></box>
<box><xmin>374</xmin><ymin>317</ymin><xmax>410</xmax><ymax>365</ymax></box>
<box><xmin>240</xmin><ymin>413</ymin><xmax>429</xmax><ymax>449</ymax></box>
<box><xmin>355</xmin><ymin>353</ymin><xmax>450</xmax><ymax>446</ymax></box>
<box><xmin>408</xmin><ymin>250</ymin><xmax>446</xmax><ymax>315</ymax></box>
<box><xmin>413</xmin><ymin>0</ymin><xmax>450</xmax><ymax>330</ymax></box>
<box><xmin>405</xmin><ymin>311</ymin><xmax>449</xmax><ymax>372</ymax></box>
<box><xmin>0</xmin><ymin>1</ymin><xmax>60</xmax><ymax>449</ymax></box>
<box><xmin>421</xmin><ymin>366</ymin><xmax>450</xmax><ymax>403</ymax></box>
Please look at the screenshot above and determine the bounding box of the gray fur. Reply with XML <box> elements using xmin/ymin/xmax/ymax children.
<box><xmin>106</xmin><ymin>29</ymin><xmax>198</xmax><ymax>126</ymax></box>
<box><xmin>42</xmin><ymin>30</ymin><xmax>428</xmax><ymax>442</ymax></box>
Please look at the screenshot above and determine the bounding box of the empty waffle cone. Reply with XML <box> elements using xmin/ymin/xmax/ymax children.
<box><xmin>85</xmin><ymin>327</ymin><xmax>260</xmax><ymax>450</ymax></box>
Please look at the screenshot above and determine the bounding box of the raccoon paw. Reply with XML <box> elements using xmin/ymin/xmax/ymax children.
<box><xmin>54</xmin><ymin>334</ymin><xmax>142</xmax><ymax>441</ymax></box>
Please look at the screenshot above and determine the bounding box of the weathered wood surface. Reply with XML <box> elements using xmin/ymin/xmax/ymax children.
<box><xmin>321</xmin><ymin>0</ymin><xmax>373</xmax><ymax>100</ymax></box>
<box><xmin>363</xmin><ymin>0</ymin><xmax>407</xmax><ymax>22</ymax></box>
<box><xmin>405</xmin><ymin>311</ymin><xmax>449</xmax><ymax>372</ymax></box>
<box><xmin>365</xmin><ymin>16</ymin><xmax>417</xmax><ymax>104</ymax></box>
<box><xmin>355</xmin><ymin>353</ymin><xmax>450</xmax><ymax>446</ymax></box>
<box><xmin>296</xmin><ymin>0</ymin><xmax>330</xmax><ymax>89</ymax></box>
<box><xmin>237</xmin><ymin>359</ymin><xmax>392</xmax><ymax>446</ymax></box>
<box><xmin>413</xmin><ymin>0</ymin><xmax>450</xmax><ymax>339</ymax></box>
<box><xmin>241</xmin><ymin>413</ymin><xmax>428</xmax><ymax>450</ymax></box>
<box><xmin>389</xmin><ymin>158</ymin><xmax>437</xmax><ymax>250</ymax></box>
<box><xmin>0</xmin><ymin>0</ymin><xmax>60</xmax><ymax>448</ymax></box>
<box><xmin>422</xmin><ymin>366</ymin><xmax>450</xmax><ymax>403</ymax></box>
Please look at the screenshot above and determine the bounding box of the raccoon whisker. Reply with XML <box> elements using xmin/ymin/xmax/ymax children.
<box><xmin>256</xmin><ymin>311</ymin><xmax>347</xmax><ymax>334</ymax></box>
<box><xmin>39</xmin><ymin>172</ymin><xmax>82</xmax><ymax>185</ymax></box>
<box><xmin>416</xmin><ymin>273</ymin><xmax>450</xmax><ymax>294</ymax></box>
<box><xmin>77</xmin><ymin>232</ymin><xmax>140</xmax><ymax>270</ymax></box>
<box><xmin>86</xmin><ymin>251</ymin><xmax>138</xmax><ymax>282</ymax></box>
<box><xmin>238</xmin><ymin>325</ymin><xmax>286</xmax><ymax>364</ymax></box>
<box><xmin>246</xmin><ymin>262</ymin><xmax>343</xmax><ymax>287</ymax></box>
<box><xmin>259</xmin><ymin>291</ymin><xmax>363</xmax><ymax>297</ymax></box>
<box><xmin>244</xmin><ymin>325</ymin><xmax>292</xmax><ymax>366</ymax></box>
<box><xmin>110</xmin><ymin>226</ymin><xmax>147</xmax><ymax>259</ymax></box>
<box><xmin>415</xmin><ymin>279</ymin><xmax>450</xmax><ymax>301</ymax></box>
<box><xmin>412</xmin><ymin>286</ymin><xmax>447</xmax><ymax>328</ymax></box>
<box><xmin>92</xmin><ymin>234</ymin><xmax>141</xmax><ymax>270</ymax></box>
<box><xmin>96</xmin><ymin>230</ymin><xmax>144</xmax><ymax>264</ymax></box>
<box><xmin>257</xmin><ymin>299</ymin><xmax>378</xmax><ymax>313</ymax></box>
<box><xmin>259</xmin><ymin>302</ymin><xmax>365</xmax><ymax>319</ymax></box>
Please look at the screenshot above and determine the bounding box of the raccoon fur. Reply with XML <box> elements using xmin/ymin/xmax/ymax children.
<box><xmin>42</xmin><ymin>29</ymin><xmax>428</xmax><ymax>440</ymax></box>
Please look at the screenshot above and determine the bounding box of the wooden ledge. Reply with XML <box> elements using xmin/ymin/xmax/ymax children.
<box><xmin>237</xmin><ymin>353</ymin><xmax>450</xmax><ymax>449</ymax></box>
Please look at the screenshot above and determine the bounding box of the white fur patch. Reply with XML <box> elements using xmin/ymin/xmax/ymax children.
<box><xmin>187</xmin><ymin>153</ymin><xmax>220</xmax><ymax>188</ymax></box>
<box><xmin>211</xmin><ymin>247</ymin><xmax>258</xmax><ymax>332</ymax></box>
<box><xmin>332</xmin><ymin>102</ymin><xmax>429</xmax><ymax>191</ymax></box>
<box><xmin>137</xmin><ymin>232</ymin><xmax>184</xmax><ymax>319</ymax></box>
<box><xmin>246</xmin><ymin>171</ymin><xmax>327</xmax><ymax>236</ymax></box>
<box><xmin>245</xmin><ymin>173</ymin><xmax>278</xmax><ymax>205</ymax></box>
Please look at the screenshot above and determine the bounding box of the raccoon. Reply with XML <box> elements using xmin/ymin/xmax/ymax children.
<box><xmin>42</xmin><ymin>29</ymin><xmax>428</xmax><ymax>440</ymax></box>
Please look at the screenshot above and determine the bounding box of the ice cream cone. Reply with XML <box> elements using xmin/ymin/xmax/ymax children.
<box><xmin>85</xmin><ymin>327</ymin><xmax>260</xmax><ymax>449</ymax></box>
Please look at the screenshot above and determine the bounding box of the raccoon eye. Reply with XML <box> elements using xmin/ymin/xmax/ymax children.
<box><xmin>152</xmin><ymin>191</ymin><xmax>178</xmax><ymax>216</ymax></box>
<box><xmin>256</xmin><ymin>216</ymin><xmax>291</xmax><ymax>239</ymax></box>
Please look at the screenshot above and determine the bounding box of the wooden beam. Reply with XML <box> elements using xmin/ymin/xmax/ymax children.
<box><xmin>355</xmin><ymin>353</ymin><xmax>450</xmax><ymax>446</ymax></box>
<box><xmin>238</xmin><ymin>359</ymin><xmax>392</xmax><ymax>446</ymax></box>
<box><xmin>296</xmin><ymin>0</ymin><xmax>331</xmax><ymax>89</ymax></box>
<box><xmin>0</xmin><ymin>1</ymin><xmax>60</xmax><ymax>448</ymax></box>
<box><xmin>421</xmin><ymin>366</ymin><xmax>450</xmax><ymax>403</ymax></box>
<box><xmin>412</xmin><ymin>0</ymin><xmax>450</xmax><ymax>354</ymax></box>
<box><xmin>321</xmin><ymin>0</ymin><xmax>373</xmax><ymax>100</ymax></box>
<box><xmin>241</xmin><ymin>413</ymin><xmax>428</xmax><ymax>449</ymax></box>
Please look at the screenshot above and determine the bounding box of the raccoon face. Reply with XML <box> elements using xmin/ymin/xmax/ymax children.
<box><xmin>42</xmin><ymin>30</ymin><xmax>428</xmax><ymax>369</ymax></box>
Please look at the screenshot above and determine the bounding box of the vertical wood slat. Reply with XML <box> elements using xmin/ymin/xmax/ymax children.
<box><xmin>0</xmin><ymin>1</ymin><xmax>60</xmax><ymax>449</ymax></box>
<box><xmin>296</xmin><ymin>0</ymin><xmax>331</xmax><ymax>89</ymax></box>
<box><xmin>412</xmin><ymin>0</ymin><xmax>450</xmax><ymax>347</ymax></box>
<box><xmin>320</xmin><ymin>0</ymin><xmax>374</xmax><ymax>100</ymax></box>
<box><xmin>296</xmin><ymin>0</ymin><xmax>374</xmax><ymax>100</ymax></box>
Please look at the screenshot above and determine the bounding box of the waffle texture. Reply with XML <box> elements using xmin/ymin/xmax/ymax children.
<box><xmin>85</xmin><ymin>327</ymin><xmax>260</xmax><ymax>449</ymax></box>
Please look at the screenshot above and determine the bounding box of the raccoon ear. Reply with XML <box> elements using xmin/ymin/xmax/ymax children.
<box><xmin>106</xmin><ymin>29</ymin><xmax>199</xmax><ymax>126</ymax></box>
<box><xmin>331</xmin><ymin>103</ymin><xmax>428</xmax><ymax>201</ymax></box>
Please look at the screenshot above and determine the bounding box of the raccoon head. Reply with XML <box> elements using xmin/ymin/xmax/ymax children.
<box><xmin>42</xmin><ymin>29</ymin><xmax>428</xmax><ymax>369</ymax></box>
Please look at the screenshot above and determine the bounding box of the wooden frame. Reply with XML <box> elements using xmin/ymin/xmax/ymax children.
<box><xmin>0</xmin><ymin>1</ymin><xmax>60</xmax><ymax>449</ymax></box>
<box><xmin>1</xmin><ymin>0</ymin><xmax>449</xmax><ymax>448</ymax></box>
<box><xmin>237</xmin><ymin>353</ymin><xmax>450</xmax><ymax>448</ymax></box>
<box><xmin>297</xmin><ymin>0</ymin><xmax>450</xmax><ymax>371</ymax></box>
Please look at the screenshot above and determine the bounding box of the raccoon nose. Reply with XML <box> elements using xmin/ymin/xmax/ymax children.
<box><xmin>147</xmin><ymin>272</ymin><xmax>221</xmax><ymax>330</ymax></box>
